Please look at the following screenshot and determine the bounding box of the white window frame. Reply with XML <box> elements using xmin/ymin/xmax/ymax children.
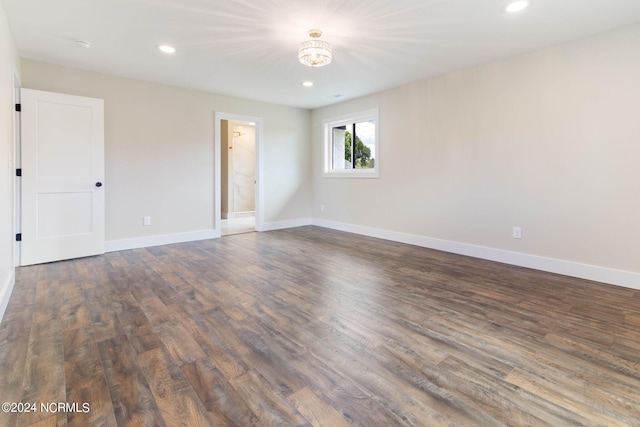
<box><xmin>322</xmin><ymin>108</ymin><xmax>379</xmax><ymax>178</ymax></box>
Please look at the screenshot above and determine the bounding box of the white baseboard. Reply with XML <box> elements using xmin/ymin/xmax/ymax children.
<box><xmin>105</xmin><ymin>229</ymin><xmax>217</xmax><ymax>252</ymax></box>
<box><xmin>103</xmin><ymin>217</ymin><xmax>311</xmax><ymax>253</ymax></box>
<box><xmin>261</xmin><ymin>217</ymin><xmax>313</xmax><ymax>232</ymax></box>
<box><xmin>0</xmin><ymin>269</ymin><xmax>16</xmax><ymax>323</ymax></box>
<box><xmin>103</xmin><ymin>217</ymin><xmax>312</xmax><ymax>252</ymax></box>
<box><xmin>225</xmin><ymin>211</ymin><xmax>255</xmax><ymax>220</ymax></box>
<box><xmin>100</xmin><ymin>218</ymin><xmax>638</xmax><ymax>291</ymax></box>
<box><xmin>312</xmin><ymin>218</ymin><xmax>640</xmax><ymax>291</ymax></box>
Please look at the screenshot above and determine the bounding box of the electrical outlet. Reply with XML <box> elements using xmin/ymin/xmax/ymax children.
<box><xmin>143</xmin><ymin>216</ymin><xmax>151</xmax><ymax>226</ymax></box>
<box><xmin>513</xmin><ymin>226</ymin><xmax>522</xmax><ymax>239</ymax></box>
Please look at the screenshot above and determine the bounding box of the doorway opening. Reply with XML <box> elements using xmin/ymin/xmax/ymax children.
<box><xmin>214</xmin><ymin>113</ymin><xmax>263</xmax><ymax>237</ymax></box>
<box><xmin>221</xmin><ymin>120</ymin><xmax>255</xmax><ymax>235</ymax></box>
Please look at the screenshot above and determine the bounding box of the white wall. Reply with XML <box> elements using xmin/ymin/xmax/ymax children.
<box><xmin>21</xmin><ymin>60</ymin><xmax>312</xmax><ymax>248</ymax></box>
<box><xmin>0</xmin><ymin>1</ymin><xmax>19</xmax><ymax>321</ymax></box>
<box><xmin>312</xmin><ymin>24</ymin><xmax>640</xmax><ymax>288</ymax></box>
<box><xmin>231</xmin><ymin>122</ymin><xmax>256</xmax><ymax>214</ymax></box>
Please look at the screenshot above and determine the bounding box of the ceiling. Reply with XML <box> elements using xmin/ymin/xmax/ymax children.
<box><xmin>4</xmin><ymin>0</ymin><xmax>640</xmax><ymax>109</ymax></box>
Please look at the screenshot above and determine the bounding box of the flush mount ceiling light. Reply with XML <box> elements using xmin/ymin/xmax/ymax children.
<box><xmin>302</xmin><ymin>81</ymin><xmax>314</xmax><ymax>87</ymax></box>
<box><xmin>157</xmin><ymin>44</ymin><xmax>176</xmax><ymax>54</ymax></box>
<box><xmin>298</xmin><ymin>30</ymin><xmax>332</xmax><ymax>67</ymax></box>
<box><xmin>504</xmin><ymin>0</ymin><xmax>530</xmax><ymax>14</ymax></box>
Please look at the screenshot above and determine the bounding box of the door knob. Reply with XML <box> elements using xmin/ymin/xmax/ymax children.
<box><xmin>95</xmin><ymin>182</ymin><xmax>103</xmax><ymax>187</ymax></box>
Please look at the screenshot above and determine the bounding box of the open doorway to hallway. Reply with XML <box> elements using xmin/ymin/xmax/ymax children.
<box><xmin>219</xmin><ymin>119</ymin><xmax>258</xmax><ymax>236</ymax></box>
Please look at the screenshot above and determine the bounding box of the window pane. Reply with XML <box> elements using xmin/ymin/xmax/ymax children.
<box><xmin>331</xmin><ymin>126</ymin><xmax>348</xmax><ymax>169</ymax></box>
<box><xmin>322</xmin><ymin>108</ymin><xmax>378</xmax><ymax>178</ymax></box>
<box><xmin>354</xmin><ymin>120</ymin><xmax>375</xmax><ymax>169</ymax></box>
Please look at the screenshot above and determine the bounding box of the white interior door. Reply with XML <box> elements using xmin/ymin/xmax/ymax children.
<box><xmin>20</xmin><ymin>88</ymin><xmax>105</xmax><ymax>266</ymax></box>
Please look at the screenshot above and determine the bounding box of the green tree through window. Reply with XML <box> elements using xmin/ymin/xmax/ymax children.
<box><xmin>345</xmin><ymin>131</ymin><xmax>373</xmax><ymax>168</ymax></box>
<box><xmin>322</xmin><ymin>108</ymin><xmax>378</xmax><ymax>178</ymax></box>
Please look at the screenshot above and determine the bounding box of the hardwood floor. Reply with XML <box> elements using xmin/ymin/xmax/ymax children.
<box><xmin>1</xmin><ymin>226</ymin><xmax>639</xmax><ymax>426</ymax></box>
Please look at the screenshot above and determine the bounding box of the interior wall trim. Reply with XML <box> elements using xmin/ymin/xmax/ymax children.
<box><xmin>0</xmin><ymin>269</ymin><xmax>16</xmax><ymax>323</ymax></box>
<box><xmin>261</xmin><ymin>218</ymin><xmax>313</xmax><ymax>232</ymax></box>
<box><xmin>225</xmin><ymin>211</ymin><xmax>256</xmax><ymax>220</ymax></box>
<box><xmin>104</xmin><ymin>219</ymin><xmax>312</xmax><ymax>253</ymax></box>
<box><xmin>99</xmin><ymin>217</ymin><xmax>637</xmax><ymax>290</ymax></box>
<box><xmin>105</xmin><ymin>229</ymin><xmax>217</xmax><ymax>253</ymax></box>
<box><xmin>312</xmin><ymin>218</ymin><xmax>640</xmax><ymax>291</ymax></box>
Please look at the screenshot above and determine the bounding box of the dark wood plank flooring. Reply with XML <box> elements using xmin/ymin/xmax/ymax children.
<box><xmin>1</xmin><ymin>226</ymin><xmax>639</xmax><ymax>426</ymax></box>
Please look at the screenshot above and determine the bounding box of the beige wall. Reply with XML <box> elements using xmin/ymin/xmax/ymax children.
<box><xmin>0</xmin><ymin>1</ymin><xmax>19</xmax><ymax>319</ymax></box>
<box><xmin>21</xmin><ymin>60</ymin><xmax>312</xmax><ymax>242</ymax></box>
<box><xmin>312</xmin><ymin>24</ymin><xmax>640</xmax><ymax>276</ymax></box>
<box><xmin>4</xmin><ymin>20</ymin><xmax>638</xmax><ymax>297</ymax></box>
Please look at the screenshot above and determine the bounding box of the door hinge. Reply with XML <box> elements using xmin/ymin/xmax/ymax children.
<box><xmin>16</xmin><ymin>168</ymin><xmax>21</xmax><ymax>177</ymax></box>
<box><xmin>15</xmin><ymin>103</ymin><xmax>21</xmax><ymax>112</ymax></box>
<box><xmin>16</xmin><ymin>233</ymin><xmax>22</xmax><ymax>242</ymax></box>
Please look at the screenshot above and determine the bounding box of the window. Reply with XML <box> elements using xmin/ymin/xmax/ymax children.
<box><xmin>322</xmin><ymin>108</ymin><xmax>379</xmax><ymax>178</ymax></box>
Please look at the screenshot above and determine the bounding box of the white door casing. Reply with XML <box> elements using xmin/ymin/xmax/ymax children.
<box><xmin>20</xmin><ymin>89</ymin><xmax>105</xmax><ymax>266</ymax></box>
<box><xmin>214</xmin><ymin>112</ymin><xmax>263</xmax><ymax>237</ymax></box>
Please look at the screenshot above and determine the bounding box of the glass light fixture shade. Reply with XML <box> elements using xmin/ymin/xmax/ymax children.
<box><xmin>299</xmin><ymin>30</ymin><xmax>332</xmax><ymax>67</ymax></box>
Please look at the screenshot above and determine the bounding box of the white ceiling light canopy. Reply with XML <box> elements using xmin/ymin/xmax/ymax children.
<box><xmin>505</xmin><ymin>0</ymin><xmax>530</xmax><ymax>14</ymax></box>
<box><xmin>298</xmin><ymin>29</ymin><xmax>332</xmax><ymax>67</ymax></box>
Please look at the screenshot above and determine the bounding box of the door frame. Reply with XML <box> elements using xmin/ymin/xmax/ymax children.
<box><xmin>214</xmin><ymin>112</ymin><xmax>263</xmax><ymax>237</ymax></box>
<box><xmin>12</xmin><ymin>66</ymin><xmax>21</xmax><ymax>266</ymax></box>
<box><xmin>19</xmin><ymin>88</ymin><xmax>105</xmax><ymax>266</ymax></box>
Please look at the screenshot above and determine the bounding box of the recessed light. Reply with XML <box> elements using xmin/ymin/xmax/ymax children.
<box><xmin>504</xmin><ymin>0</ymin><xmax>529</xmax><ymax>14</ymax></box>
<box><xmin>74</xmin><ymin>40</ymin><xmax>91</xmax><ymax>49</ymax></box>
<box><xmin>302</xmin><ymin>81</ymin><xmax>314</xmax><ymax>87</ymax></box>
<box><xmin>157</xmin><ymin>44</ymin><xmax>176</xmax><ymax>54</ymax></box>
